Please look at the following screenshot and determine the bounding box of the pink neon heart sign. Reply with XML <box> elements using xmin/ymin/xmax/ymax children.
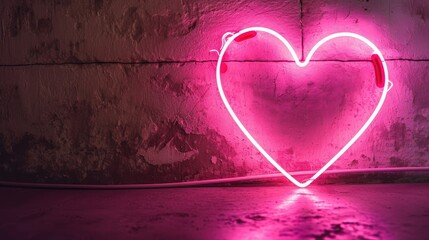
<box><xmin>214</xmin><ymin>27</ymin><xmax>391</xmax><ymax>188</ymax></box>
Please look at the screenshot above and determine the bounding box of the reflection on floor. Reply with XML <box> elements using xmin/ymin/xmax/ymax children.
<box><xmin>0</xmin><ymin>183</ymin><xmax>428</xmax><ymax>239</ymax></box>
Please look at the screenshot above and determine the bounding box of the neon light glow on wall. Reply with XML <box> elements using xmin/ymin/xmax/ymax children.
<box><xmin>213</xmin><ymin>27</ymin><xmax>392</xmax><ymax>188</ymax></box>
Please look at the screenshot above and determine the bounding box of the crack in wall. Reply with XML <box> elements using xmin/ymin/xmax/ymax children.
<box><xmin>0</xmin><ymin>58</ymin><xmax>428</xmax><ymax>68</ymax></box>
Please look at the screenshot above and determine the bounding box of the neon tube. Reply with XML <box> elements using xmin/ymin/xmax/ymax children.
<box><xmin>214</xmin><ymin>27</ymin><xmax>391</xmax><ymax>188</ymax></box>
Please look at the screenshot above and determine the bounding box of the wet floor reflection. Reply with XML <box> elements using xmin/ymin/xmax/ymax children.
<box><xmin>2</xmin><ymin>185</ymin><xmax>423</xmax><ymax>239</ymax></box>
<box><xmin>228</xmin><ymin>187</ymin><xmax>389</xmax><ymax>240</ymax></box>
<box><xmin>277</xmin><ymin>188</ymin><xmax>384</xmax><ymax>239</ymax></box>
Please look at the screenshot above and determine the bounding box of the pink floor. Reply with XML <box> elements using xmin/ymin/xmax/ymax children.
<box><xmin>1</xmin><ymin>183</ymin><xmax>428</xmax><ymax>239</ymax></box>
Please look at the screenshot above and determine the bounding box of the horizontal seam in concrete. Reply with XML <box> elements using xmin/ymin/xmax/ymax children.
<box><xmin>0</xmin><ymin>58</ymin><xmax>428</xmax><ymax>67</ymax></box>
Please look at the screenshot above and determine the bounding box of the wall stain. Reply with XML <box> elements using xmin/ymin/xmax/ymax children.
<box><xmin>413</xmin><ymin>114</ymin><xmax>429</xmax><ymax>150</ymax></box>
<box><xmin>9</xmin><ymin>3</ymin><xmax>36</xmax><ymax>37</ymax></box>
<box><xmin>390</xmin><ymin>122</ymin><xmax>406</xmax><ymax>151</ymax></box>
<box><xmin>9</xmin><ymin>3</ymin><xmax>54</xmax><ymax>36</ymax></box>
<box><xmin>116</xmin><ymin>7</ymin><xmax>145</xmax><ymax>42</ymax></box>
<box><xmin>151</xmin><ymin>74</ymin><xmax>187</xmax><ymax>97</ymax></box>
<box><xmin>0</xmin><ymin>133</ymin><xmax>56</xmax><ymax>181</ymax></box>
<box><xmin>0</xmin><ymin>117</ymin><xmax>242</xmax><ymax>184</ymax></box>
<box><xmin>28</xmin><ymin>40</ymin><xmax>61</xmax><ymax>60</ymax></box>
<box><xmin>36</xmin><ymin>18</ymin><xmax>53</xmax><ymax>35</ymax></box>
<box><xmin>389</xmin><ymin>157</ymin><xmax>408</xmax><ymax>167</ymax></box>
<box><xmin>142</xmin><ymin>120</ymin><xmax>236</xmax><ymax>165</ymax></box>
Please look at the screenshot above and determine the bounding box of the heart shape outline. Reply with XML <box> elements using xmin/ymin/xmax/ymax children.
<box><xmin>215</xmin><ymin>27</ymin><xmax>390</xmax><ymax>188</ymax></box>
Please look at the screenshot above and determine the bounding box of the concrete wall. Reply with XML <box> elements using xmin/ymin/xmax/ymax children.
<box><xmin>0</xmin><ymin>0</ymin><xmax>428</xmax><ymax>184</ymax></box>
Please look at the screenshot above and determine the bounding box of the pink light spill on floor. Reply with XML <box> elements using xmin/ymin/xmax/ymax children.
<box><xmin>1</xmin><ymin>183</ymin><xmax>428</xmax><ymax>239</ymax></box>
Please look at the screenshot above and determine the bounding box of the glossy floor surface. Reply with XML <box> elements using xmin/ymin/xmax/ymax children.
<box><xmin>0</xmin><ymin>183</ymin><xmax>428</xmax><ymax>239</ymax></box>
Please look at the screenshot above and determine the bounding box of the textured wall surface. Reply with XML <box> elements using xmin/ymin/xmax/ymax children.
<box><xmin>0</xmin><ymin>0</ymin><xmax>428</xmax><ymax>184</ymax></box>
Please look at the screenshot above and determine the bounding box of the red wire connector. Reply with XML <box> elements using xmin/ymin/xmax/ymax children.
<box><xmin>371</xmin><ymin>54</ymin><xmax>385</xmax><ymax>88</ymax></box>
<box><xmin>234</xmin><ymin>31</ymin><xmax>257</xmax><ymax>42</ymax></box>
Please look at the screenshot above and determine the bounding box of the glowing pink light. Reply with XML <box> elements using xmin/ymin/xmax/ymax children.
<box><xmin>277</xmin><ymin>188</ymin><xmax>322</xmax><ymax>209</ymax></box>
<box><xmin>214</xmin><ymin>27</ymin><xmax>391</xmax><ymax>188</ymax></box>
